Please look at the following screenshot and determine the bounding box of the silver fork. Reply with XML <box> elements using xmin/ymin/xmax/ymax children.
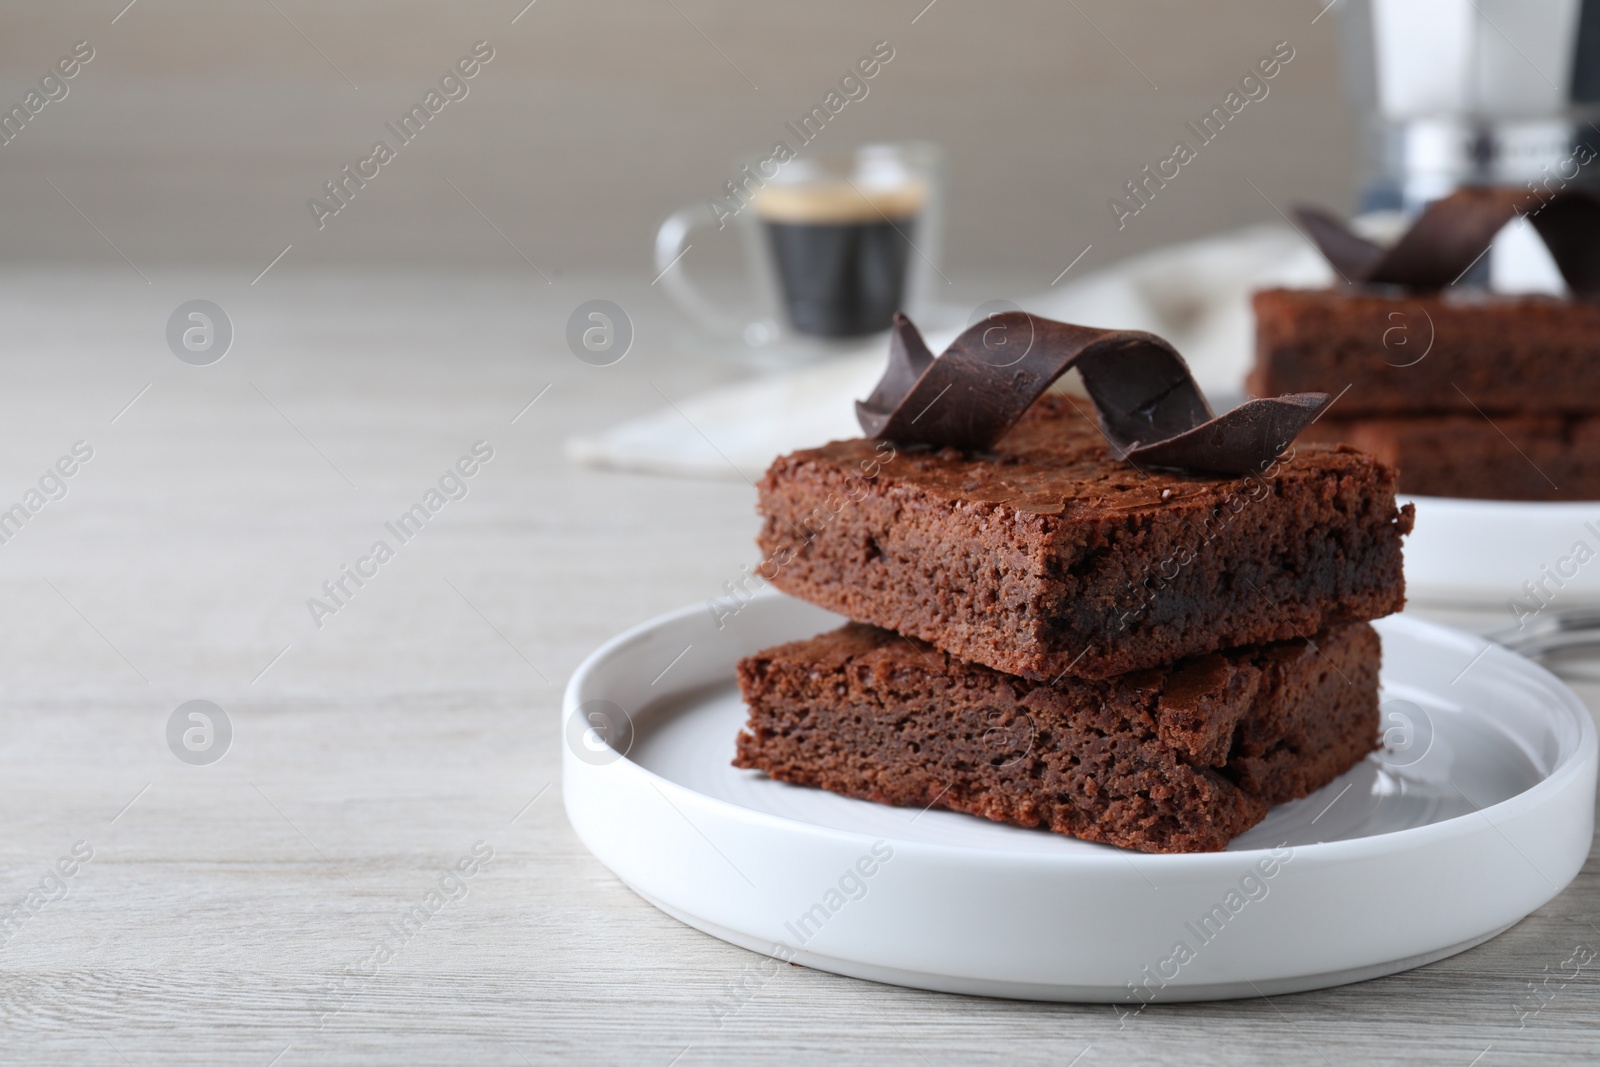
<box><xmin>1485</xmin><ymin>608</ymin><xmax>1600</xmax><ymax>662</ymax></box>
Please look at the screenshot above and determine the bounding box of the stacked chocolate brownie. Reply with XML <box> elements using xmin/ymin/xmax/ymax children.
<box><xmin>734</xmin><ymin>395</ymin><xmax>1413</xmax><ymax>853</ymax></box>
<box><xmin>1251</xmin><ymin>289</ymin><xmax>1600</xmax><ymax>501</ymax></box>
<box><xmin>1249</xmin><ymin>188</ymin><xmax>1600</xmax><ymax>501</ymax></box>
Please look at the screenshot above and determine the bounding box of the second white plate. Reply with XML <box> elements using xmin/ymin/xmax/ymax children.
<box><xmin>1404</xmin><ymin>494</ymin><xmax>1600</xmax><ymax>607</ymax></box>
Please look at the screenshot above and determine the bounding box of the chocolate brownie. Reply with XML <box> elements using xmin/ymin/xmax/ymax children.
<box><xmin>1249</xmin><ymin>288</ymin><xmax>1600</xmax><ymax>417</ymax></box>
<box><xmin>1303</xmin><ymin>414</ymin><xmax>1600</xmax><ymax>501</ymax></box>
<box><xmin>734</xmin><ymin>621</ymin><xmax>1380</xmax><ymax>854</ymax></box>
<box><xmin>756</xmin><ymin>395</ymin><xmax>1412</xmax><ymax>682</ymax></box>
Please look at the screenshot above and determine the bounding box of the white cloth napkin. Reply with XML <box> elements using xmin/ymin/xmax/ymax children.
<box><xmin>565</xmin><ymin>224</ymin><xmax>1334</xmax><ymax>481</ymax></box>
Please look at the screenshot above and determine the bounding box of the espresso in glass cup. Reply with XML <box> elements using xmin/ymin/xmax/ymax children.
<box><xmin>655</xmin><ymin>142</ymin><xmax>942</xmax><ymax>353</ymax></box>
<box><xmin>752</xmin><ymin>156</ymin><xmax>928</xmax><ymax>337</ymax></box>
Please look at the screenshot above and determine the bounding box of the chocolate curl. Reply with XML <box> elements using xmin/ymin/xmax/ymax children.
<box><xmin>1294</xmin><ymin>186</ymin><xmax>1600</xmax><ymax>295</ymax></box>
<box><xmin>856</xmin><ymin>312</ymin><xmax>1328</xmax><ymax>475</ymax></box>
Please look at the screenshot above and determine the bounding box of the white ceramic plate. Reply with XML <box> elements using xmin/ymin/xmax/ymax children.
<box><xmin>562</xmin><ymin>592</ymin><xmax>1596</xmax><ymax>1002</ymax></box>
<box><xmin>1403</xmin><ymin>495</ymin><xmax>1600</xmax><ymax>607</ymax></box>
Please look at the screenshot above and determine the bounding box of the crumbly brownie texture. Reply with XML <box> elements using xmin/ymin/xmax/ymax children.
<box><xmin>1304</xmin><ymin>414</ymin><xmax>1600</xmax><ymax>502</ymax></box>
<box><xmin>756</xmin><ymin>396</ymin><xmax>1412</xmax><ymax>682</ymax></box>
<box><xmin>734</xmin><ymin>622</ymin><xmax>1380</xmax><ymax>854</ymax></box>
<box><xmin>1249</xmin><ymin>288</ymin><xmax>1600</xmax><ymax>417</ymax></box>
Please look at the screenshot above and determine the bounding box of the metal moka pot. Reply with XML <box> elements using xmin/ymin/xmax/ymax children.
<box><xmin>1342</xmin><ymin>0</ymin><xmax>1600</xmax><ymax>214</ymax></box>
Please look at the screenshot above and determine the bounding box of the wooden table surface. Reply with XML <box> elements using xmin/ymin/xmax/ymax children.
<box><xmin>0</xmin><ymin>270</ymin><xmax>1595</xmax><ymax>1065</ymax></box>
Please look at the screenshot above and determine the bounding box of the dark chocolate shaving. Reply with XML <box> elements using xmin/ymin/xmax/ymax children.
<box><xmin>856</xmin><ymin>312</ymin><xmax>1328</xmax><ymax>475</ymax></box>
<box><xmin>1295</xmin><ymin>186</ymin><xmax>1600</xmax><ymax>295</ymax></box>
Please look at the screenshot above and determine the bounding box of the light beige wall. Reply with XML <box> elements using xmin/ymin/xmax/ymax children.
<box><xmin>0</xmin><ymin>0</ymin><xmax>1358</xmax><ymax>278</ymax></box>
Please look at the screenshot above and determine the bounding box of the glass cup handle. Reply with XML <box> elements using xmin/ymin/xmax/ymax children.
<box><xmin>654</xmin><ymin>208</ymin><xmax>778</xmax><ymax>344</ymax></box>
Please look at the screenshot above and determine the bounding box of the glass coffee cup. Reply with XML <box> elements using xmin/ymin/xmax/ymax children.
<box><xmin>655</xmin><ymin>142</ymin><xmax>942</xmax><ymax>353</ymax></box>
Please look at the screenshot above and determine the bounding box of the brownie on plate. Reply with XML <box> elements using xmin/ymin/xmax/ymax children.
<box><xmin>757</xmin><ymin>395</ymin><xmax>1412</xmax><ymax>682</ymax></box>
<box><xmin>1250</xmin><ymin>288</ymin><xmax>1600</xmax><ymax>418</ymax></box>
<box><xmin>735</xmin><ymin>621</ymin><xmax>1380</xmax><ymax>854</ymax></box>
<box><xmin>1304</xmin><ymin>413</ymin><xmax>1600</xmax><ymax>502</ymax></box>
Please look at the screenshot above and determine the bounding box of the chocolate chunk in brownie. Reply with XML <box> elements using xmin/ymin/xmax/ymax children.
<box><xmin>1250</xmin><ymin>288</ymin><xmax>1600</xmax><ymax>417</ymax></box>
<box><xmin>1304</xmin><ymin>413</ymin><xmax>1600</xmax><ymax>501</ymax></box>
<box><xmin>734</xmin><ymin>622</ymin><xmax>1380</xmax><ymax>854</ymax></box>
<box><xmin>755</xmin><ymin>395</ymin><xmax>1411</xmax><ymax>682</ymax></box>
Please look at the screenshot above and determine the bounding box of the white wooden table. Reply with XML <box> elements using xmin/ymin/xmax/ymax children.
<box><xmin>0</xmin><ymin>271</ymin><xmax>1595</xmax><ymax>1065</ymax></box>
